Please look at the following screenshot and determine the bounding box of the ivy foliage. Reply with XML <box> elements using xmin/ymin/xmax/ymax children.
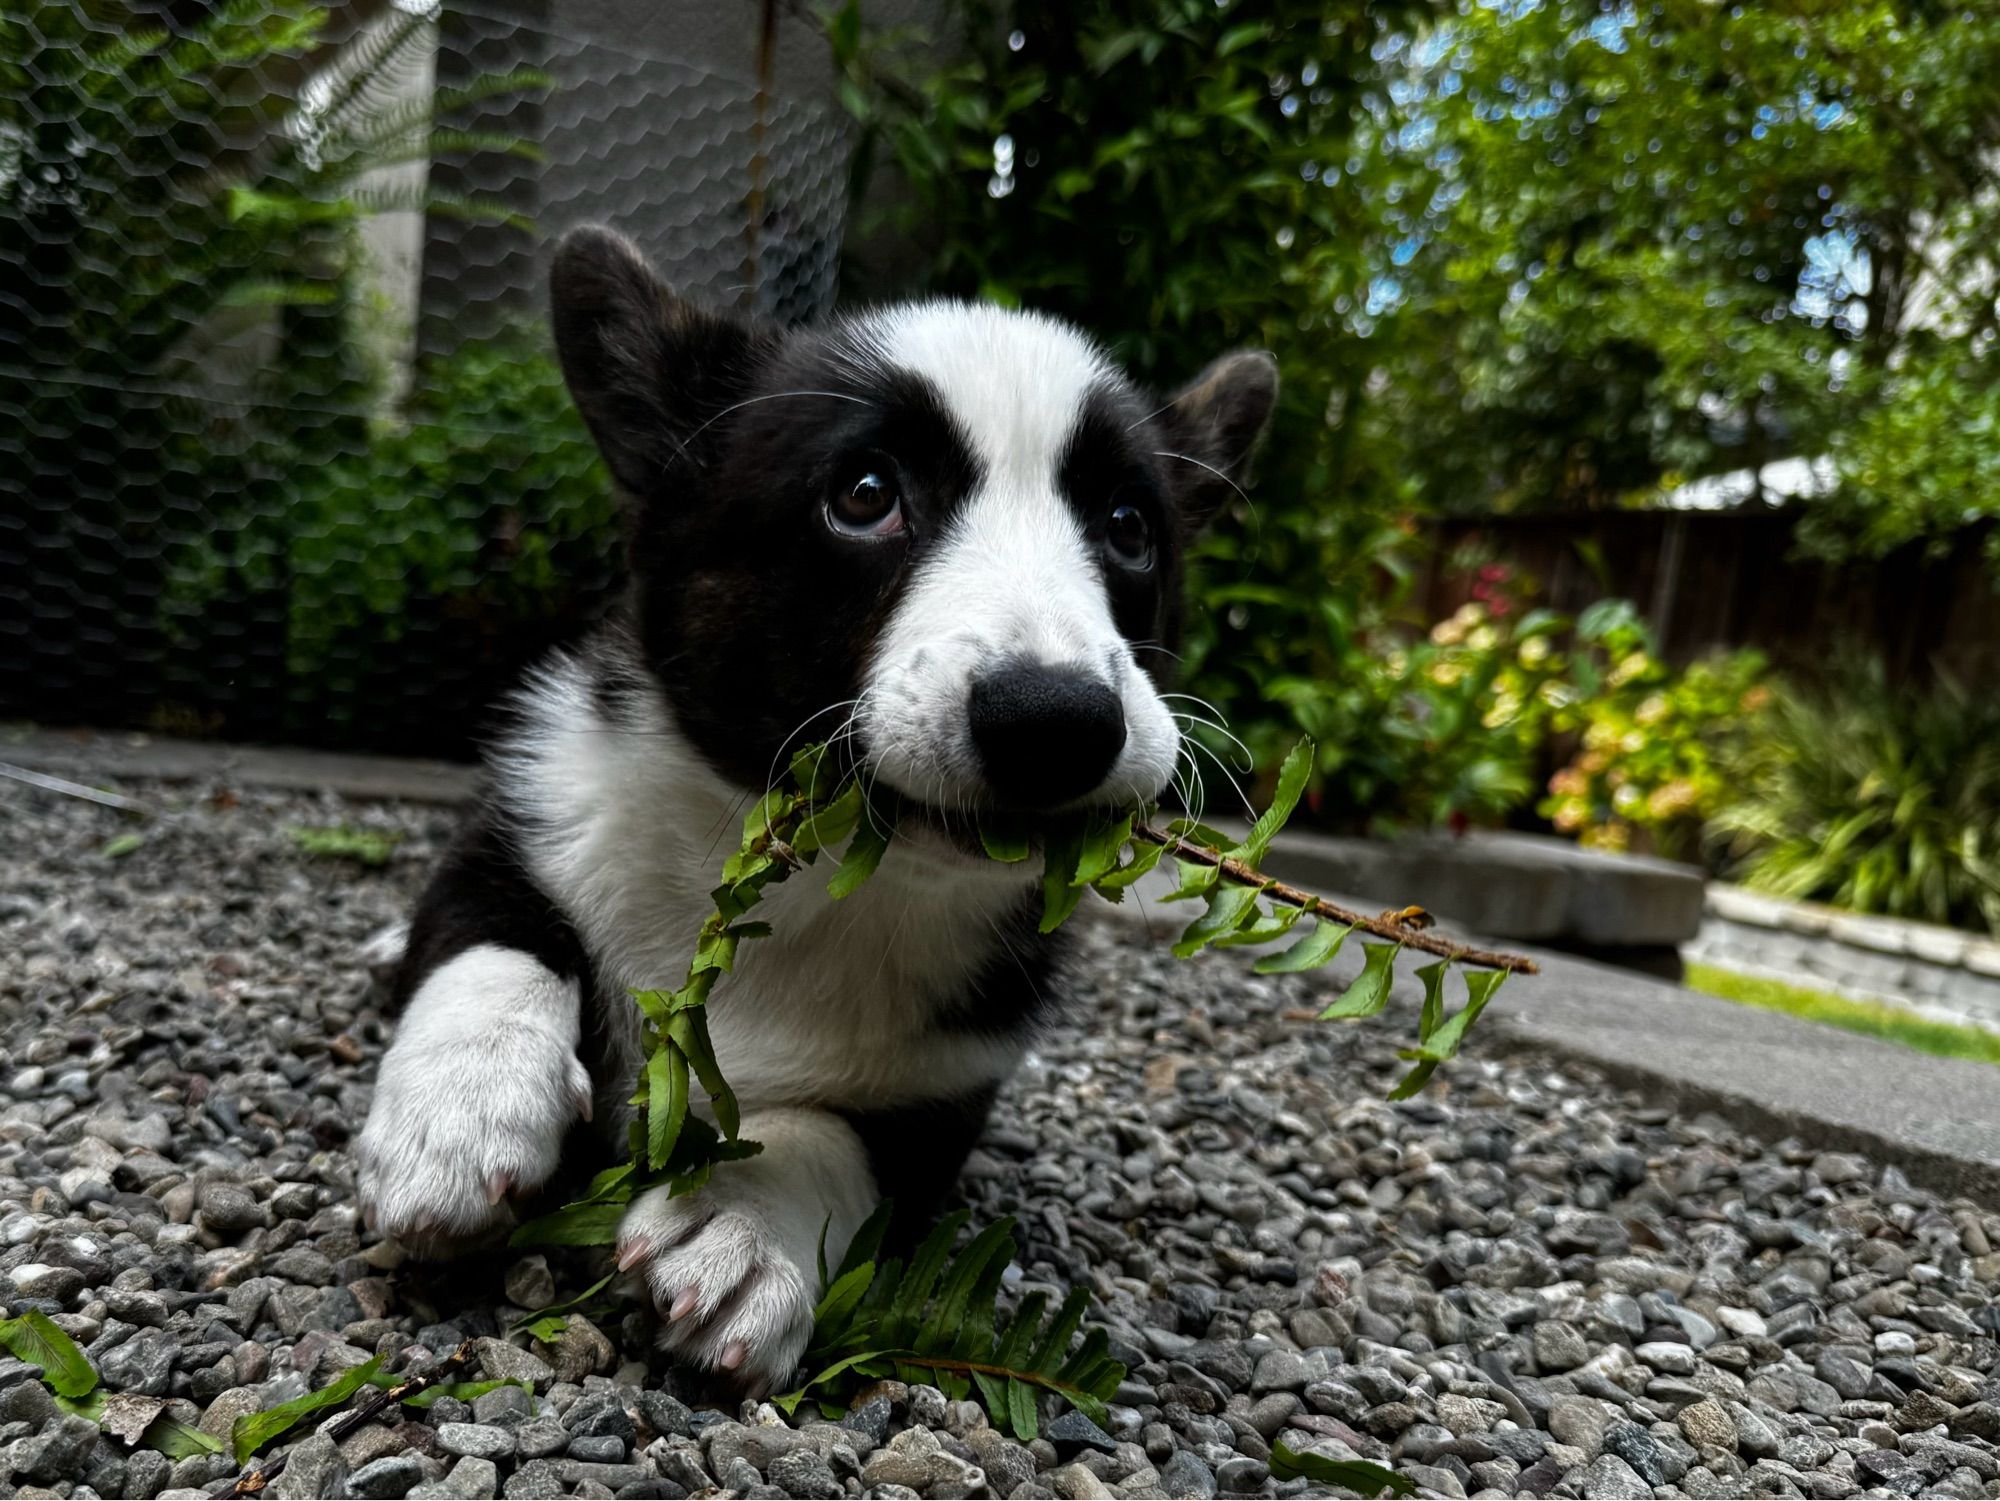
<box><xmin>513</xmin><ymin>739</ymin><xmax>1526</xmax><ymax>1455</ymax></box>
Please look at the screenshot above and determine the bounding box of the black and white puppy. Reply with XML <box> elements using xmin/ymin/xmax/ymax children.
<box><xmin>355</xmin><ymin>226</ymin><xmax>1276</xmax><ymax>1392</ymax></box>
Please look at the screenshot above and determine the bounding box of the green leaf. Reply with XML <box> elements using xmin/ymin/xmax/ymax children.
<box><xmin>645</xmin><ymin>1043</ymin><xmax>688</xmax><ymax>1170</ymax></box>
<box><xmin>1172</xmin><ymin>882</ymin><xmax>1266</xmax><ymax>958</ymax></box>
<box><xmin>883</xmin><ymin>1211</ymin><xmax>967</xmax><ymax>1348</ymax></box>
<box><xmin>829</xmin><ymin>815</ymin><xmax>892</xmax><ymax>899</ymax></box>
<box><xmin>813</xmin><ymin>1263</ymin><xmax>877</xmax><ymax>1336</ymax></box>
<box><xmin>1231</xmin><ymin>737</ymin><xmax>1312</xmax><ymax>867</ymax></box>
<box><xmin>513</xmin><ymin>1314</ymin><xmax>567</xmax><ymax>1343</ymax></box>
<box><xmin>1090</xmin><ymin>837</ymin><xmax>1167</xmax><ymax>890</ymax></box>
<box><xmin>100</xmin><ymin>833</ymin><xmax>145</xmax><ymax>859</ymax></box>
<box><xmin>509</xmin><ymin>1201</ymin><xmax>626</xmax><ymax>1248</ymax></box>
<box><xmin>231</xmin><ymin>1356</ymin><xmax>384</xmax><ymax>1465</ymax></box>
<box><xmin>1414</xmin><ymin>961</ymin><xmax>1450</xmax><ymax>1041</ymax></box>
<box><xmin>1270</xmin><ymin>1438</ymin><xmax>1416</xmax><ymax>1497</ymax></box>
<box><xmin>789</xmin><ymin>741</ymin><xmax>841</xmax><ymax>801</ymax></box>
<box><xmin>1026</xmin><ymin>1286</ymin><xmax>1090</xmax><ymax>1375</ymax></box>
<box><xmin>574</xmin><ymin>1162</ymin><xmax>636</xmax><ymax>1206</ymax></box>
<box><xmin>1387</xmin><ymin>1059</ymin><xmax>1439</xmax><ymax>1101</ymax></box>
<box><xmin>741</xmin><ymin>788</ymin><xmax>789</xmax><ymax>845</ymax></box>
<box><xmin>1407</xmin><ymin>969</ymin><xmax>1508</xmax><ymax>1061</ymax></box>
<box><xmin>690</xmin><ymin>926</ymin><xmax>739</xmax><ymax>976</ymax></box>
<box><xmin>1320</xmin><ymin>942</ymin><xmax>1400</xmax><ymax>1020</ymax></box>
<box><xmin>138</xmin><ymin>1415</ymin><xmax>224</xmax><ymax>1459</ymax></box>
<box><xmin>1160</xmin><ymin>857</ymin><xmax>1223</xmax><ymax>902</ymax></box>
<box><xmin>667</xmin><ymin>1008</ymin><xmax>738</xmax><ymax>1140</ymax></box>
<box><xmin>1073</xmin><ymin>815</ymin><xmax>1134</xmax><ymax>886</ymax></box>
<box><xmin>0</xmin><ymin>1310</ymin><xmax>98</xmax><ymax>1400</ymax></box>
<box><xmin>1165</xmin><ymin>817</ymin><xmax>1234</xmax><ymax>850</ymax></box>
<box><xmin>917</xmin><ymin>1219</ymin><xmax>1014</xmax><ymax>1353</ymax></box>
<box><xmin>1253</xmin><ymin>917</ymin><xmax>1354</xmax><ymax>974</ymax></box>
<box><xmin>1039</xmin><ymin>832</ymin><xmax>1087</xmax><ymax>933</ymax></box>
<box><xmin>1212</xmin><ymin>902</ymin><xmax>1304</xmax><ymax>948</ymax></box>
<box><xmin>508</xmin><ymin>1272</ymin><xmax>617</xmax><ymax>1342</ymax></box>
<box><xmin>1006</xmin><ymin>1376</ymin><xmax>1038</xmax><ymax>1442</ymax></box>
<box><xmin>54</xmin><ymin>1390</ymin><xmax>106</xmax><ymax>1422</ymax></box>
<box><xmin>836</xmin><ymin>1200</ymin><xmax>896</xmax><ymax>1283</ymax></box>
<box><xmin>794</xmin><ymin>784</ymin><xmax>863</xmax><ymax>855</ymax></box>
<box><xmin>402</xmin><ymin>1378</ymin><xmax>528</xmax><ymax>1409</ymax></box>
<box><xmin>978</xmin><ymin>818</ymin><xmax>1033</xmax><ymax>863</ymax></box>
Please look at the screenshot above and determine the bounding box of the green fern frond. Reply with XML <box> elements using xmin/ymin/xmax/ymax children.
<box><xmin>778</xmin><ymin>1211</ymin><xmax>1124</xmax><ymax>1442</ymax></box>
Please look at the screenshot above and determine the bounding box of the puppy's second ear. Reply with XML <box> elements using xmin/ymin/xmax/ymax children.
<box><xmin>549</xmin><ymin>225</ymin><xmax>765</xmax><ymax>495</ymax></box>
<box><xmin>1159</xmin><ymin>349</ymin><xmax>1280</xmax><ymax>528</ymax></box>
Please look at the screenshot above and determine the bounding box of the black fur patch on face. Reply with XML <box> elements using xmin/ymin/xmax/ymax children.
<box><xmin>1057</xmin><ymin>383</ymin><xmax>1192</xmax><ymax>688</ymax></box>
<box><xmin>618</xmin><ymin>328</ymin><xmax>990</xmax><ymax>789</ymax></box>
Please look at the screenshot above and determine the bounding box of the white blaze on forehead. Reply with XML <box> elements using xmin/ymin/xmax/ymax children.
<box><xmin>847</xmin><ymin>300</ymin><xmax>1183</xmax><ymax>813</ymax></box>
<box><xmin>854</xmin><ymin>301</ymin><xmax>1116</xmax><ymax>490</ymax></box>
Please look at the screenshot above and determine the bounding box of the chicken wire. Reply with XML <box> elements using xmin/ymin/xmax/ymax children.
<box><xmin>0</xmin><ymin>1</ymin><xmax>848</xmax><ymax>755</ymax></box>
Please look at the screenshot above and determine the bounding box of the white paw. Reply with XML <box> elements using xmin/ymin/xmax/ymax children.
<box><xmin>616</xmin><ymin>1185</ymin><xmax>819</xmax><ymax>1394</ymax></box>
<box><xmin>613</xmin><ymin>1108</ymin><xmax>878</xmax><ymax>1395</ymax></box>
<box><xmin>355</xmin><ymin>948</ymin><xmax>591</xmax><ymax>1256</ymax></box>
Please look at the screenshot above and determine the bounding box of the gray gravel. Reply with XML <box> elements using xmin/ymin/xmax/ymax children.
<box><xmin>4</xmin><ymin>775</ymin><xmax>2000</xmax><ymax>1500</ymax></box>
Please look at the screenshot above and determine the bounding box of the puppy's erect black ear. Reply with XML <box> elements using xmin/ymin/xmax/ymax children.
<box><xmin>549</xmin><ymin>225</ymin><xmax>766</xmax><ymax>495</ymax></box>
<box><xmin>1159</xmin><ymin>350</ymin><xmax>1280</xmax><ymax>527</ymax></box>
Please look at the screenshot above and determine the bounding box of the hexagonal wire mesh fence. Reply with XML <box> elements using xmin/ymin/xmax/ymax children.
<box><xmin>1</xmin><ymin>0</ymin><xmax>848</xmax><ymax>755</ymax></box>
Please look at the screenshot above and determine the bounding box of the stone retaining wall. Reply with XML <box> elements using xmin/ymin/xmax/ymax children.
<box><xmin>1685</xmin><ymin>884</ymin><xmax>2000</xmax><ymax>1033</ymax></box>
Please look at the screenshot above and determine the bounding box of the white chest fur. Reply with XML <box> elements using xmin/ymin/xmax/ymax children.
<box><xmin>496</xmin><ymin>653</ymin><xmax>1042</xmax><ymax>1114</ymax></box>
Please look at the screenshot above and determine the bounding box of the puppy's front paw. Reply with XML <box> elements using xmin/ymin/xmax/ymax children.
<box><xmin>612</xmin><ymin>1109</ymin><xmax>877</xmax><ymax>1395</ymax></box>
<box><xmin>356</xmin><ymin>999</ymin><xmax>591</xmax><ymax>1257</ymax></box>
<box><xmin>615</xmin><ymin>1184</ymin><xmax>819</xmax><ymax>1395</ymax></box>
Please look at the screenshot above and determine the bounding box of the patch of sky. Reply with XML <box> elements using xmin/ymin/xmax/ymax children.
<box><xmin>1583</xmin><ymin>7</ymin><xmax>1634</xmax><ymax>54</ymax></box>
<box><xmin>1364</xmin><ymin>274</ymin><xmax>1404</xmax><ymax>317</ymax></box>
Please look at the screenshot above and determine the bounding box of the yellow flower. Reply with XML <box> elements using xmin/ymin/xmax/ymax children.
<box><xmin>1519</xmin><ymin>635</ymin><xmax>1551</xmax><ymax>667</ymax></box>
<box><xmin>1648</xmin><ymin>780</ymin><xmax>1699</xmax><ymax>819</ymax></box>
<box><xmin>1467</xmin><ymin>624</ymin><xmax>1500</xmax><ymax>653</ymax></box>
<box><xmin>1635</xmin><ymin>693</ymin><xmax>1670</xmax><ymax>726</ymax></box>
<box><xmin>1583</xmin><ymin>821</ymin><xmax>1631</xmax><ymax>853</ymax></box>
<box><xmin>1610</xmin><ymin>652</ymin><xmax>1651</xmax><ymax>687</ymax></box>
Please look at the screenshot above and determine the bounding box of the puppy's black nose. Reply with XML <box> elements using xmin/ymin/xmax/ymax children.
<box><xmin>969</xmin><ymin>663</ymin><xmax>1126</xmax><ymax>810</ymax></box>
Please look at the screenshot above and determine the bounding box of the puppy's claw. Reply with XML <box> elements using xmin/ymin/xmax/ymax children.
<box><xmin>486</xmin><ymin>1172</ymin><xmax>510</xmax><ymax>1207</ymax></box>
<box><xmin>719</xmin><ymin>1340</ymin><xmax>748</xmax><ymax>1372</ymax></box>
<box><xmin>616</xmin><ymin>1240</ymin><xmax>650</xmax><ymax>1274</ymax></box>
<box><xmin>669</xmin><ymin>1286</ymin><xmax>699</xmax><ymax>1322</ymax></box>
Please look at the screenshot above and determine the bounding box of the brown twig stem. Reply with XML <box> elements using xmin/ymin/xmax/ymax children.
<box><xmin>1132</xmin><ymin>824</ymin><xmax>1541</xmax><ymax>975</ymax></box>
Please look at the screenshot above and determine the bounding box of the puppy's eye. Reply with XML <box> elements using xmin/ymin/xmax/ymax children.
<box><xmin>1105</xmin><ymin>502</ymin><xmax>1154</xmax><ymax>570</ymax></box>
<box><xmin>828</xmin><ymin>465</ymin><xmax>904</xmax><ymax>537</ymax></box>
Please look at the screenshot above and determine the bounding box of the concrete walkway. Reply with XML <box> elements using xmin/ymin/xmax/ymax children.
<box><xmin>10</xmin><ymin>724</ymin><xmax>2000</xmax><ymax>1204</ymax></box>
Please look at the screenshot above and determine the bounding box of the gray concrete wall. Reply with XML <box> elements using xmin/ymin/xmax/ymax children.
<box><xmin>1686</xmin><ymin>884</ymin><xmax>2000</xmax><ymax>1035</ymax></box>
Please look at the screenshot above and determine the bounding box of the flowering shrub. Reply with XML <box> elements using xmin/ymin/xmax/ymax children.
<box><xmin>1263</xmin><ymin>567</ymin><xmax>1572</xmax><ymax>835</ymax></box>
<box><xmin>1539</xmin><ymin>602</ymin><xmax>1769</xmax><ymax>859</ymax></box>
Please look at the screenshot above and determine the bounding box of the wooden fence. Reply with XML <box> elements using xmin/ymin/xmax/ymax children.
<box><xmin>1417</xmin><ymin>512</ymin><xmax>2000</xmax><ymax>683</ymax></box>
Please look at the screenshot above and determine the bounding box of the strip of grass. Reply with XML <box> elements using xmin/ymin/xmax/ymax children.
<box><xmin>1684</xmin><ymin>961</ymin><xmax>2000</xmax><ymax>1068</ymax></box>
